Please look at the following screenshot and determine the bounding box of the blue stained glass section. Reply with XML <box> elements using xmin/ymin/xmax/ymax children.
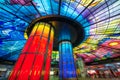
<box><xmin>59</xmin><ymin>24</ymin><xmax>71</xmax><ymax>41</ymax></box>
<box><xmin>60</xmin><ymin>3</ymin><xmax>68</xmax><ymax>16</ymax></box>
<box><xmin>0</xmin><ymin>40</ymin><xmax>26</xmax><ymax>58</ymax></box>
<box><xmin>51</xmin><ymin>0</ymin><xmax>59</xmax><ymax>14</ymax></box>
<box><xmin>59</xmin><ymin>41</ymin><xmax>77</xmax><ymax>79</ymax></box>
<box><xmin>76</xmin><ymin>15</ymin><xmax>84</xmax><ymax>22</ymax></box>
<box><xmin>7</xmin><ymin>50</ymin><xmax>22</xmax><ymax>61</ymax></box>
<box><xmin>41</xmin><ymin>0</ymin><xmax>52</xmax><ymax>15</ymax></box>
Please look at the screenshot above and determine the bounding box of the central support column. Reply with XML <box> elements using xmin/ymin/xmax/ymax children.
<box><xmin>9</xmin><ymin>22</ymin><xmax>54</xmax><ymax>80</ymax></box>
<box><xmin>59</xmin><ymin>24</ymin><xmax>77</xmax><ymax>80</ymax></box>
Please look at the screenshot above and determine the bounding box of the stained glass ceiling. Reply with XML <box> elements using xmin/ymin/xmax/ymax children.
<box><xmin>0</xmin><ymin>0</ymin><xmax>120</xmax><ymax>64</ymax></box>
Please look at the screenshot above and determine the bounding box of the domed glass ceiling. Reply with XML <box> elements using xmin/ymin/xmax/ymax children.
<box><xmin>0</xmin><ymin>0</ymin><xmax>120</xmax><ymax>64</ymax></box>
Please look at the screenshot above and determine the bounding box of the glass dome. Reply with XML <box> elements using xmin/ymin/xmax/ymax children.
<box><xmin>0</xmin><ymin>0</ymin><xmax>120</xmax><ymax>64</ymax></box>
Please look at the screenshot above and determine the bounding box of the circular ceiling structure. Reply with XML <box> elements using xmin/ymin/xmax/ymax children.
<box><xmin>26</xmin><ymin>15</ymin><xmax>85</xmax><ymax>50</ymax></box>
<box><xmin>0</xmin><ymin>0</ymin><xmax>120</xmax><ymax>64</ymax></box>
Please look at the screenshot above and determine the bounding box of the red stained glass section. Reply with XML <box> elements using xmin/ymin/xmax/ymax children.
<box><xmin>9</xmin><ymin>54</ymin><xmax>25</xmax><ymax>80</ymax></box>
<box><xmin>17</xmin><ymin>54</ymin><xmax>35</xmax><ymax>80</ymax></box>
<box><xmin>9</xmin><ymin>23</ymin><xmax>54</xmax><ymax>80</ymax></box>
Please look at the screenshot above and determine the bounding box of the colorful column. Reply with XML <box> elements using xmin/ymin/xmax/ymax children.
<box><xmin>59</xmin><ymin>24</ymin><xmax>77</xmax><ymax>79</ymax></box>
<box><xmin>9</xmin><ymin>22</ymin><xmax>54</xmax><ymax>80</ymax></box>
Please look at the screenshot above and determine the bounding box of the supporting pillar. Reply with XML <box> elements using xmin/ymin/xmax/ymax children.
<box><xmin>76</xmin><ymin>58</ymin><xmax>86</xmax><ymax>78</ymax></box>
<box><xmin>59</xmin><ymin>24</ymin><xmax>77</xmax><ymax>80</ymax></box>
<box><xmin>9</xmin><ymin>22</ymin><xmax>54</xmax><ymax>80</ymax></box>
